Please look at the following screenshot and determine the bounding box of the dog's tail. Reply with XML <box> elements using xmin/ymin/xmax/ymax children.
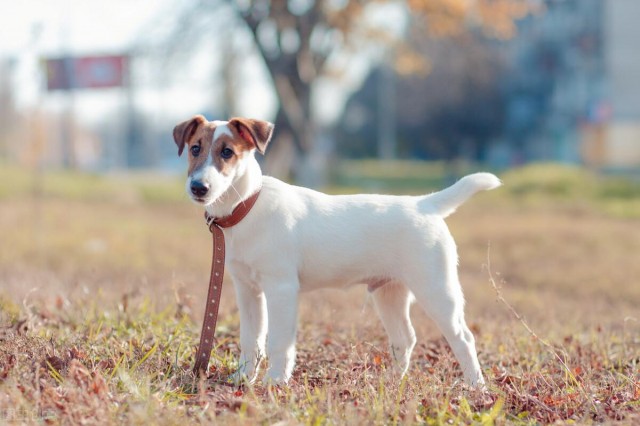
<box><xmin>422</xmin><ymin>173</ymin><xmax>501</xmax><ymax>218</ymax></box>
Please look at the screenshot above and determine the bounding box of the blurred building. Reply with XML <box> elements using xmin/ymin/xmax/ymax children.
<box><xmin>497</xmin><ymin>0</ymin><xmax>604</xmax><ymax>165</ymax></box>
<box><xmin>472</xmin><ymin>0</ymin><xmax>640</xmax><ymax>169</ymax></box>
<box><xmin>583</xmin><ymin>0</ymin><xmax>640</xmax><ymax>170</ymax></box>
<box><xmin>339</xmin><ymin>0</ymin><xmax>640</xmax><ymax>170</ymax></box>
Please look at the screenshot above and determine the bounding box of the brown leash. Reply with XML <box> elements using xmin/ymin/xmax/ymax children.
<box><xmin>192</xmin><ymin>189</ymin><xmax>262</xmax><ymax>375</ymax></box>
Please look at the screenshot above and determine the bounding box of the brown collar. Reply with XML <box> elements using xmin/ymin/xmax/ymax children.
<box><xmin>193</xmin><ymin>188</ymin><xmax>261</xmax><ymax>375</ymax></box>
<box><xmin>204</xmin><ymin>189</ymin><xmax>262</xmax><ymax>230</ymax></box>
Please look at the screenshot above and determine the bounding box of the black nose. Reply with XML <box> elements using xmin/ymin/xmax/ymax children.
<box><xmin>190</xmin><ymin>180</ymin><xmax>209</xmax><ymax>198</ymax></box>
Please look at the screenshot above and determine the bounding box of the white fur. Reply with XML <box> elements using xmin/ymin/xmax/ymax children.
<box><xmin>188</xmin><ymin>145</ymin><xmax>500</xmax><ymax>387</ymax></box>
<box><xmin>212</xmin><ymin>121</ymin><xmax>232</xmax><ymax>141</ymax></box>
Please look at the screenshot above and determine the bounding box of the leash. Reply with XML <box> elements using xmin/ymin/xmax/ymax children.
<box><xmin>192</xmin><ymin>188</ymin><xmax>262</xmax><ymax>375</ymax></box>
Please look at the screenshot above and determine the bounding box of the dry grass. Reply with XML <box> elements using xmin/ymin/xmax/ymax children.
<box><xmin>0</xmin><ymin>163</ymin><xmax>639</xmax><ymax>424</ymax></box>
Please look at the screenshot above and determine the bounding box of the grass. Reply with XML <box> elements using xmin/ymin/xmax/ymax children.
<box><xmin>0</xmin><ymin>164</ymin><xmax>188</xmax><ymax>204</ymax></box>
<box><xmin>0</xmin><ymin>161</ymin><xmax>639</xmax><ymax>424</ymax></box>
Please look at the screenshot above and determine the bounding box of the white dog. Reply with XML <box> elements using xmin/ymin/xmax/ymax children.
<box><xmin>173</xmin><ymin>115</ymin><xmax>500</xmax><ymax>387</ymax></box>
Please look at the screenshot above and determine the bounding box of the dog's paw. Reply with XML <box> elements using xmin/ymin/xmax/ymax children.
<box><xmin>383</xmin><ymin>365</ymin><xmax>408</xmax><ymax>384</ymax></box>
<box><xmin>230</xmin><ymin>356</ymin><xmax>262</xmax><ymax>386</ymax></box>
<box><xmin>229</xmin><ymin>365</ymin><xmax>258</xmax><ymax>386</ymax></box>
<box><xmin>462</xmin><ymin>371</ymin><xmax>487</xmax><ymax>390</ymax></box>
<box><xmin>391</xmin><ymin>362</ymin><xmax>410</xmax><ymax>378</ymax></box>
<box><xmin>262</xmin><ymin>372</ymin><xmax>289</xmax><ymax>387</ymax></box>
<box><xmin>228</xmin><ymin>371</ymin><xmax>255</xmax><ymax>387</ymax></box>
<box><xmin>229</xmin><ymin>364</ymin><xmax>260</xmax><ymax>386</ymax></box>
<box><xmin>470</xmin><ymin>376</ymin><xmax>488</xmax><ymax>392</ymax></box>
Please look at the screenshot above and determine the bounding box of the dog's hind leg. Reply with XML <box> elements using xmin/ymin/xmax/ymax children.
<box><xmin>408</xmin><ymin>252</ymin><xmax>485</xmax><ymax>387</ymax></box>
<box><xmin>371</xmin><ymin>283</ymin><xmax>416</xmax><ymax>376</ymax></box>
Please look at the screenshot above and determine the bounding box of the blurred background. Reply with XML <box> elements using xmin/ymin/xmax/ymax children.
<box><xmin>1</xmin><ymin>3</ymin><xmax>639</xmax><ymax>422</ymax></box>
<box><xmin>1</xmin><ymin>0</ymin><xmax>639</xmax><ymax>184</ymax></box>
<box><xmin>1</xmin><ymin>0</ymin><xmax>639</xmax><ymax>330</ymax></box>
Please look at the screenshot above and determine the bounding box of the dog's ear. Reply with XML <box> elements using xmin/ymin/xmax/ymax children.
<box><xmin>173</xmin><ymin>115</ymin><xmax>206</xmax><ymax>156</ymax></box>
<box><xmin>229</xmin><ymin>118</ymin><xmax>274</xmax><ymax>155</ymax></box>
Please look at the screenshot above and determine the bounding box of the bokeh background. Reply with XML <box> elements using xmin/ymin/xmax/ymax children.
<box><xmin>1</xmin><ymin>1</ymin><xmax>639</xmax><ymax>423</ymax></box>
<box><xmin>2</xmin><ymin>0</ymin><xmax>639</xmax><ymax>180</ymax></box>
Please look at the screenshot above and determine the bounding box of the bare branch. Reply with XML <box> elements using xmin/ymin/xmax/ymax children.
<box><xmin>485</xmin><ymin>244</ymin><xmax>597</xmax><ymax>413</ymax></box>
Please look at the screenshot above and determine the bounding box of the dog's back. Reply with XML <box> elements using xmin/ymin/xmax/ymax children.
<box><xmin>252</xmin><ymin>173</ymin><xmax>500</xmax><ymax>292</ymax></box>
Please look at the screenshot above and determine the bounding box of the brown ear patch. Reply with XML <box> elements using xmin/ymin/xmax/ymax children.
<box><xmin>173</xmin><ymin>115</ymin><xmax>206</xmax><ymax>156</ymax></box>
<box><xmin>229</xmin><ymin>118</ymin><xmax>274</xmax><ymax>154</ymax></box>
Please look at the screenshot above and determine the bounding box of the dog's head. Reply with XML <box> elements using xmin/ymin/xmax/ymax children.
<box><xmin>173</xmin><ymin>115</ymin><xmax>274</xmax><ymax>205</ymax></box>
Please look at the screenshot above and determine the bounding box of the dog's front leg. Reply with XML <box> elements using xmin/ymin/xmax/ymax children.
<box><xmin>263</xmin><ymin>281</ymin><xmax>299</xmax><ymax>385</ymax></box>
<box><xmin>231</xmin><ymin>281</ymin><xmax>267</xmax><ymax>385</ymax></box>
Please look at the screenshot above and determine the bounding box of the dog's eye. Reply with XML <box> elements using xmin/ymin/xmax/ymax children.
<box><xmin>190</xmin><ymin>145</ymin><xmax>201</xmax><ymax>157</ymax></box>
<box><xmin>220</xmin><ymin>147</ymin><xmax>234</xmax><ymax>159</ymax></box>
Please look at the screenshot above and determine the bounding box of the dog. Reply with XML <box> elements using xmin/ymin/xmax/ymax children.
<box><xmin>173</xmin><ymin>115</ymin><xmax>500</xmax><ymax>387</ymax></box>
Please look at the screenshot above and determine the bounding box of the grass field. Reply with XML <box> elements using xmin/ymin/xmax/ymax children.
<box><xmin>0</xmin><ymin>163</ymin><xmax>639</xmax><ymax>424</ymax></box>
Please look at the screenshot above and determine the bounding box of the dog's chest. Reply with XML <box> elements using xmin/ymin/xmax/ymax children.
<box><xmin>227</xmin><ymin>257</ymin><xmax>261</xmax><ymax>288</ymax></box>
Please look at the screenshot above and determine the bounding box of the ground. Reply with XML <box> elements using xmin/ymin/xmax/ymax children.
<box><xmin>0</xmin><ymin>163</ymin><xmax>638</xmax><ymax>424</ymax></box>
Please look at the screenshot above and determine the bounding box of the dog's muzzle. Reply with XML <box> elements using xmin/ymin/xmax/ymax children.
<box><xmin>190</xmin><ymin>180</ymin><xmax>209</xmax><ymax>198</ymax></box>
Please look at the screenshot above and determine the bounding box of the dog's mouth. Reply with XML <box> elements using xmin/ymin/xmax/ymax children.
<box><xmin>190</xmin><ymin>194</ymin><xmax>215</xmax><ymax>205</ymax></box>
<box><xmin>190</xmin><ymin>192</ymin><xmax>224</xmax><ymax>206</ymax></box>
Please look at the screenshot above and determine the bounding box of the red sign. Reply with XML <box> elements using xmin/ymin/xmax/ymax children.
<box><xmin>45</xmin><ymin>55</ymin><xmax>127</xmax><ymax>91</ymax></box>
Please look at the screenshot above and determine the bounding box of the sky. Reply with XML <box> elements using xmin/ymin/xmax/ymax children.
<box><xmin>0</xmin><ymin>0</ymin><xmax>407</xmax><ymax>126</ymax></box>
<box><xmin>0</xmin><ymin>0</ymin><xmax>278</xmax><ymax>125</ymax></box>
<box><xmin>1</xmin><ymin>0</ymin><xmax>154</xmax><ymax>53</ymax></box>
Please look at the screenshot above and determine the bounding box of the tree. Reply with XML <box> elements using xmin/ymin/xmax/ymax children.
<box><xmin>160</xmin><ymin>0</ymin><xmax>533</xmax><ymax>183</ymax></box>
<box><xmin>337</xmin><ymin>32</ymin><xmax>507</xmax><ymax>163</ymax></box>
<box><xmin>239</xmin><ymin>0</ymin><xmax>533</xmax><ymax>182</ymax></box>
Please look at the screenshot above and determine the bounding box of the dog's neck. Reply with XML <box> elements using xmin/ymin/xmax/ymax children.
<box><xmin>204</xmin><ymin>155</ymin><xmax>262</xmax><ymax>219</ymax></box>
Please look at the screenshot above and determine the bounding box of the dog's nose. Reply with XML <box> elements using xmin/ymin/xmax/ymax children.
<box><xmin>190</xmin><ymin>180</ymin><xmax>209</xmax><ymax>198</ymax></box>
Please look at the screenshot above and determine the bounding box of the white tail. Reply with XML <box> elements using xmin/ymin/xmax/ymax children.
<box><xmin>424</xmin><ymin>173</ymin><xmax>501</xmax><ymax>217</ymax></box>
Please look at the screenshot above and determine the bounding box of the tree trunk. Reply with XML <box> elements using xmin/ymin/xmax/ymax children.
<box><xmin>238</xmin><ymin>3</ymin><xmax>330</xmax><ymax>187</ymax></box>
